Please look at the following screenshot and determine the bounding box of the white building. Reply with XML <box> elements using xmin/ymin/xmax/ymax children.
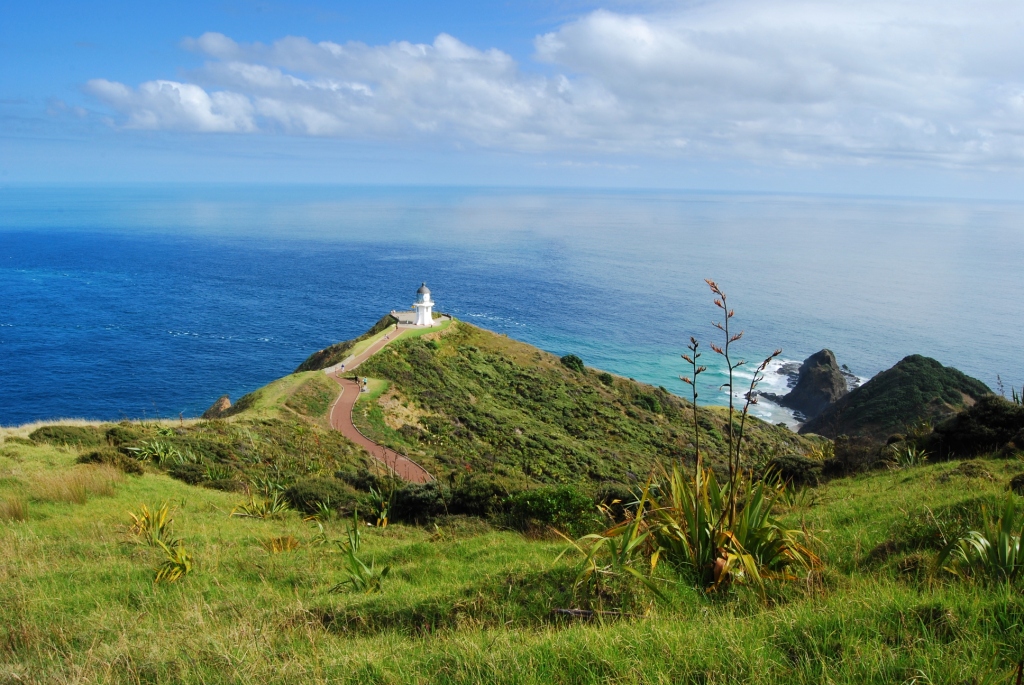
<box><xmin>391</xmin><ymin>282</ymin><xmax>438</xmax><ymax>327</ymax></box>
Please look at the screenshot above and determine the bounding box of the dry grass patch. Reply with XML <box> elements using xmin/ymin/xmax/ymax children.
<box><xmin>378</xmin><ymin>388</ymin><xmax>429</xmax><ymax>431</ymax></box>
<box><xmin>0</xmin><ymin>497</ymin><xmax>28</xmax><ymax>522</ymax></box>
<box><xmin>29</xmin><ymin>464</ymin><xmax>123</xmax><ymax>504</ymax></box>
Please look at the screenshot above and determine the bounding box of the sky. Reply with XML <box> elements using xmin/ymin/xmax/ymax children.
<box><xmin>3</xmin><ymin>0</ymin><xmax>1024</xmax><ymax>196</ymax></box>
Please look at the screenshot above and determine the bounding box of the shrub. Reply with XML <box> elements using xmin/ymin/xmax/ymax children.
<box><xmin>1010</xmin><ymin>473</ymin><xmax>1024</xmax><ymax>496</ymax></box>
<box><xmin>560</xmin><ymin>354</ymin><xmax>585</xmax><ymax>374</ymax></box>
<box><xmin>767</xmin><ymin>454</ymin><xmax>822</xmax><ymax>485</ymax></box>
<box><xmin>336</xmin><ymin>468</ymin><xmax>385</xmax><ymax>492</ymax></box>
<box><xmin>29</xmin><ymin>425</ymin><xmax>105</xmax><ymax>448</ymax></box>
<box><xmin>77</xmin><ymin>448</ymin><xmax>144</xmax><ymax>475</ymax></box>
<box><xmin>283</xmin><ymin>477</ymin><xmax>357</xmax><ymax>515</ymax></box>
<box><xmin>634</xmin><ymin>393</ymin><xmax>662</xmax><ymax>414</ymax></box>
<box><xmin>505</xmin><ymin>485</ymin><xmax>599</xmax><ymax>537</ymax></box>
<box><xmin>105</xmin><ymin>423</ymin><xmax>145</xmax><ymax>446</ymax></box>
<box><xmin>168</xmin><ymin>462</ymin><xmax>208</xmax><ymax>485</ymax></box>
<box><xmin>933</xmin><ymin>395</ymin><xmax>1024</xmax><ymax>456</ymax></box>
<box><xmin>392</xmin><ymin>481</ymin><xmax>450</xmax><ymax>521</ymax></box>
<box><xmin>598</xmin><ymin>372</ymin><xmax>614</xmax><ymax>386</ymax></box>
<box><xmin>203</xmin><ymin>478</ymin><xmax>247</xmax><ymax>492</ymax></box>
<box><xmin>822</xmin><ymin>435</ymin><xmax>885</xmax><ymax>475</ymax></box>
<box><xmin>450</xmin><ymin>474</ymin><xmax>514</xmax><ymax>517</ymax></box>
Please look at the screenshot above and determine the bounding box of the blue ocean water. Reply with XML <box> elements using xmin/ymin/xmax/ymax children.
<box><xmin>2</xmin><ymin>185</ymin><xmax>1022</xmax><ymax>427</ymax></box>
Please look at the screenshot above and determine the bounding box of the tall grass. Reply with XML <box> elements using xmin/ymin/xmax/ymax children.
<box><xmin>29</xmin><ymin>464</ymin><xmax>122</xmax><ymax>504</ymax></box>
<box><xmin>0</xmin><ymin>496</ymin><xmax>28</xmax><ymax>522</ymax></box>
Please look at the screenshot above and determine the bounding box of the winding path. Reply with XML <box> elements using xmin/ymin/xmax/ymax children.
<box><xmin>325</xmin><ymin>328</ymin><xmax>435</xmax><ymax>483</ymax></box>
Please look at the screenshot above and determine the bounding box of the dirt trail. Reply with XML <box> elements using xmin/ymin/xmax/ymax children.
<box><xmin>326</xmin><ymin>328</ymin><xmax>434</xmax><ymax>483</ymax></box>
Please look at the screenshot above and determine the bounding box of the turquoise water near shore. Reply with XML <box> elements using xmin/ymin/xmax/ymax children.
<box><xmin>2</xmin><ymin>185</ymin><xmax>1022</xmax><ymax>426</ymax></box>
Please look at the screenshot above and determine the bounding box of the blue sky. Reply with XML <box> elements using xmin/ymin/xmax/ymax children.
<box><xmin>3</xmin><ymin>0</ymin><xmax>1024</xmax><ymax>196</ymax></box>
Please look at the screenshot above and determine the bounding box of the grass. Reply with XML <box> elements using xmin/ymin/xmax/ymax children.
<box><xmin>227</xmin><ymin>371</ymin><xmax>335</xmax><ymax>422</ymax></box>
<box><xmin>2</xmin><ymin>430</ymin><xmax>1024</xmax><ymax>682</ymax></box>
<box><xmin>355</xmin><ymin>378</ymin><xmax>391</xmax><ymax>404</ymax></box>
<box><xmin>28</xmin><ymin>463</ymin><xmax>122</xmax><ymax>504</ymax></box>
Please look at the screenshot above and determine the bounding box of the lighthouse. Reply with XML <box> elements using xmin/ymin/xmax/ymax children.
<box><xmin>412</xmin><ymin>282</ymin><xmax>434</xmax><ymax>326</ymax></box>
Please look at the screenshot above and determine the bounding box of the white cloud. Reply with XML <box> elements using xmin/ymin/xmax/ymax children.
<box><xmin>85</xmin><ymin>1</ymin><xmax>1024</xmax><ymax>167</ymax></box>
<box><xmin>86</xmin><ymin>78</ymin><xmax>255</xmax><ymax>133</ymax></box>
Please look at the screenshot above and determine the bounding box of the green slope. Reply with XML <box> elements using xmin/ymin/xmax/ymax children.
<box><xmin>1</xmin><ymin>427</ymin><xmax>1022</xmax><ymax>683</ymax></box>
<box><xmin>351</xmin><ymin>320</ymin><xmax>814</xmax><ymax>484</ymax></box>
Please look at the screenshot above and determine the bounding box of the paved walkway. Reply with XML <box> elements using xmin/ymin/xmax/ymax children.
<box><xmin>324</xmin><ymin>325</ymin><xmax>435</xmax><ymax>483</ymax></box>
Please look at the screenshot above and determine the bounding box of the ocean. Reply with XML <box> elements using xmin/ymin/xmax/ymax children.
<box><xmin>2</xmin><ymin>185</ymin><xmax>1022</xmax><ymax>427</ymax></box>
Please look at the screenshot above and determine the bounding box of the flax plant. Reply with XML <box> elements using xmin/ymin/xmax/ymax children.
<box><xmin>705</xmin><ymin>279</ymin><xmax>781</xmax><ymax>528</ymax></box>
<box><xmin>680</xmin><ymin>337</ymin><xmax>707</xmax><ymax>478</ymax></box>
<box><xmin>937</xmin><ymin>495</ymin><xmax>1024</xmax><ymax>582</ymax></box>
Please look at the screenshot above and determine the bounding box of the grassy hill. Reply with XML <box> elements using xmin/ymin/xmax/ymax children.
<box><xmin>2</xmin><ymin>428</ymin><xmax>1023</xmax><ymax>682</ymax></box>
<box><xmin>2</xmin><ymin>318</ymin><xmax>1023</xmax><ymax>682</ymax></box>
<box><xmin>801</xmin><ymin>354</ymin><xmax>991</xmax><ymax>441</ymax></box>
<box><xmin>349</xmin><ymin>320</ymin><xmax>814</xmax><ymax>485</ymax></box>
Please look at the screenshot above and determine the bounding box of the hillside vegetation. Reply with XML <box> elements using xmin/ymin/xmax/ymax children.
<box><xmin>2</xmin><ymin>429</ymin><xmax>1024</xmax><ymax>683</ymax></box>
<box><xmin>802</xmin><ymin>354</ymin><xmax>991</xmax><ymax>441</ymax></box>
<box><xmin>295</xmin><ymin>314</ymin><xmax>397</xmax><ymax>372</ymax></box>
<box><xmin>351</xmin><ymin>320</ymin><xmax>813</xmax><ymax>485</ymax></box>
<box><xmin>20</xmin><ymin>369</ymin><xmax>371</xmax><ymax>498</ymax></box>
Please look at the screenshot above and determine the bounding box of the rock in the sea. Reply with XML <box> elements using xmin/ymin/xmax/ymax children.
<box><xmin>773</xmin><ymin>350</ymin><xmax>849</xmax><ymax>421</ymax></box>
<box><xmin>202</xmin><ymin>395</ymin><xmax>232</xmax><ymax>419</ymax></box>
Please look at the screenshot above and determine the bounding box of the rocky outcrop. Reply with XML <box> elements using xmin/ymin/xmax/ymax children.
<box><xmin>202</xmin><ymin>395</ymin><xmax>232</xmax><ymax>419</ymax></box>
<box><xmin>764</xmin><ymin>349</ymin><xmax>848</xmax><ymax>421</ymax></box>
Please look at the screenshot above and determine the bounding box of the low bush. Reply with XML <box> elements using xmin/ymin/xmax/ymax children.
<box><xmin>767</xmin><ymin>454</ymin><xmax>822</xmax><ymax>485</ymax></box>
<box><xmin>823</xmin><ymin>435</ymin><xmax>884</xmax><ymax>475</ymax></box>
<box><xmin>284</xmin><ymin>477</ymin><xmax>360</xmax><ymax>515</ymax></box>
<box><xmin>1010</xmin><ymin>473</ymin><xmax>1024</xmax><ymax>496</ymax></box>
<box><xmin>77</xmin><ymin>447</ymin><xmax>144</xmax><ymax>475</ymax></box>
<box><xmin>634</xmin><ymin>393</ymin><xmax>662</xmax><ymax>414</ymax></box>
<box><xmin>203</xmin><ymin>478</ymin><xmax>247</xmax><ymax>492</ymax></box>
<box><xmin>168</xmin><ymin>462</ymin><xmax>208</xmax><ymax>485</ymax></box>
<box><xmin>29</xmin><ymin>425</ymin><xmax>105</xmax><ymax>448</ymax></box>
<box><xmin>449</xmin><ymin>474</ymin><xmax>513</xmax><ymax>517</ymax></box>
<box><xmin>392</xmin><ymin>481</ymin><xmax>450</xmax><ymax>521</ymax></box>
<box><xmin>504</xmin><ymin>485</ymin><xmax>599</xmax><ymax>537</ymax></box>
<box><xmin>932</xmin><ymin>395</ymin><xmax>1024</xmax><ymax>456</ymax></box>
<box><xmin>598</xmin><ymin>372</ymin><xmax>614</xmax><ymax>386</ymax></box>
<box><xmin>105</xmin><ymin>423</ymin><xmax>145</xmax><ymax>446</ymax></box>
<box><xmin>560</xmin><ymin>354</ymin><xmax>585</xmax><ymax>373</ymax></box>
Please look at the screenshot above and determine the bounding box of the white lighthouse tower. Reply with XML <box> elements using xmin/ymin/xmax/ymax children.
<box><xmin>412</xmin><ymin>282</ymin><xmax>435</xmax><ymax>326</ymax></box>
